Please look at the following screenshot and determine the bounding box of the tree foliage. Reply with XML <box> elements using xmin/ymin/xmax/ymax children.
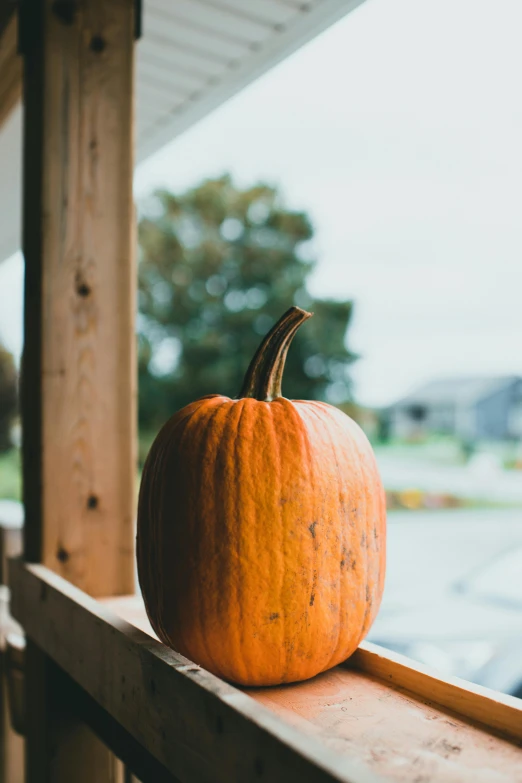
<box><xmin>137</xmin><ymin>175</ymin><xmax>355</xmax><ymax>431</ymax></box>
<box><xmin>0</xmin><ymin>342</ymin><xmax>17</xmax><ymax>453</ymax></box>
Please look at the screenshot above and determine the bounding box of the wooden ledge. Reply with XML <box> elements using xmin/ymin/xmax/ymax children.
<box><xmin>10</xmin><ymin>561</ymin><xmax>522</xmax><ymax>783</ymax></box>
<box><xmin>9</xmin><ymin>560</ymin><xmax>376</xmax><ymax>783</ymax></box>
<box><xmin>0</xmin><ymin>13</ymin><xmax>21</xmax><ymax>131</ymax></box>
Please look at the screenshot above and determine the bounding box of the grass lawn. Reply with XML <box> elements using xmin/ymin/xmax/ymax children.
<box><xmin>373</xmin><ymin>433</ymin><xmax>522</xmax><ymax>471</ymax></box>
<box><xmin>0</xmin><ymin>435</ymin><xmax>156</xmax><ymax>504</ymax></box>
<box><xmin>373</xmin><ymin>434</ymin><xmax>467</xmax><ymax>465</ymax></box>
<box><xmin>0</xmin><ymin>437</ymin><xmax>155</xmax><ymax>503</ymax></box>
<box><xmin>0</xmin><ymin>449</ymin><xmax>21</xmax><ymax>501</ymax></box>
<box><xmin>2</xmin><ymin>435</ymin><xmax>520</xmax><ymax>512</ymax></box>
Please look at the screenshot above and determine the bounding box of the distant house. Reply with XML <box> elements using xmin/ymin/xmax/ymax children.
<box><xmin>387</xmin><ymin>376</ymin><xmax>522</xmax><ymax>441</ymax></box>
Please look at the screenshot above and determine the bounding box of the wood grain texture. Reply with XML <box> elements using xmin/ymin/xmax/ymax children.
<box><xmin>0</xmin><ymin>587</ymin><xmax>24</xmax><ymax>783</ymax></box>
<box><xmin>252</xmin><ymin>667</ymin><xmax>522</xmax><ymax>783</ymax></box>
<box><xmin>10</xmin><ymin>560</ymin><xmax>381</xmax><ymax>783</ymax></box>
<box><xmin>24</xmin><ymin>641</ymin><xmax>125</xmax><ymax>783</ymax></box>
<box><xmin>20</xmin><ymin>1</ymin><xmax>136</xmax><ymax>779</ymax></box>
<box><xmin>23</xmin><ymin>0</ymin><xmax>136</xmax><ymax>596</ymax></box>
<box><xmin>104</xmin><ymin>593</ymin><xmax>522</xmax><ymax>783</ymax></box>
<box><xmin>0</xmin><ymin>14</ymin><xmax>21</xmax><ymax>131</ymax></box>
<box><xmin>5</xmin><ymin>633</ymin><xmax>25</xmax><ymax>736</ymax></box>
<box><xmin>0</xmin><ymin>523</ymin><xmax>22</xmax><ymax>591</ymax></box>
<box><xmin>1</xmin><ymin>631</ymin><xmax>160</xmax><ymax>783</ymax></box>
<box><xmin>61</xmin><ymin>675</ymin><xmax>178</xmax><ymax>783</ymax></box>
<box><xmin>349</xmin><ymin>641</ymin><xmax>522</xmax><ymax>743</ymax></box>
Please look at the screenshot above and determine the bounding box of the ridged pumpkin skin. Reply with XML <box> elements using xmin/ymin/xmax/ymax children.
<box><xmin>137</xmin><ymin>393</ymin><xmax>386</xmax><ymax>687</ymax></box>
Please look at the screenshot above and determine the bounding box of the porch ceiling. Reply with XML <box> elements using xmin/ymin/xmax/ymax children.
<box><xmin>0</xmin><ymin>0</ymin><xmax>365</xmax><ymax>264</ymax></box>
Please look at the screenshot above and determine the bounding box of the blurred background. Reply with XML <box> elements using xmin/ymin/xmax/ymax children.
<box><xmin>1</xmin><ymin>0</ymin><xmax>522</xmax><ymax>696</ymax></box>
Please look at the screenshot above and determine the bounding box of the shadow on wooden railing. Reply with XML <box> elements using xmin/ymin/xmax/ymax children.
<box><xmin>7</xmin><ymin>558</ymin><xmax>522</xmax><ymax>783</ymax></box>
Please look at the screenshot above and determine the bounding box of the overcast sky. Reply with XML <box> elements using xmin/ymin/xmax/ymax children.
<box><xmin>1</xmin><ymin>0</ymin><xmax>522</xmax><ymax>406</ymax></box>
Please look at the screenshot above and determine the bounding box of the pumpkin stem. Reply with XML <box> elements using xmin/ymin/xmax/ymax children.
<box><xmin>239</xmin><ymin>306</ymin><xmax>313</xmax><ymax>401</ymax></box>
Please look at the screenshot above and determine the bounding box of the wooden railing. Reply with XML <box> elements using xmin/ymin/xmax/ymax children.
<box><xmin>9</xmin><ymin>558</ymin><xmax>522</xmax><ymax>783</ymax></box>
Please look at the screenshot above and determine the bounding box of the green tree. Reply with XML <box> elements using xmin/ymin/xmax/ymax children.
<box><xmin>0</xmin><ymin>342</ymin><xmax>17</xmax><ymax>453</ymax></box>
<box><xmin>137</xmin><ymin>175</ymin><xmax>355</xmax><ymax>433</ymax></box>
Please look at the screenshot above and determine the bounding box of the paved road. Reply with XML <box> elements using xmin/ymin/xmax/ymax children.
<box><xmin>379</xmin><ymin>507</ymin><xmax>522</xmax><ymax>614</ymax></box>
<box><xmin>368</xmin><ymin>508</ymin><xmax>522</xmax><ymax>689</ymax></box>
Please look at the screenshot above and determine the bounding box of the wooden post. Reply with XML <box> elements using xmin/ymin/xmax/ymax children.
<box><xmin>21</xmin><ymin>0</ymin><xmax>136</xmax><ymax>779</ymax></box>
<box><xmin>21</xmin><ymin>0</ymin><xmax>136</xmax><ymax>596</ymax></box>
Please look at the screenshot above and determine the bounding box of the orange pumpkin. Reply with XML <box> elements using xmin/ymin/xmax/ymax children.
<box><xmin>137</xmin><ymin>307</ymin><xmax>386</xmax><ymax>686</ymax></box>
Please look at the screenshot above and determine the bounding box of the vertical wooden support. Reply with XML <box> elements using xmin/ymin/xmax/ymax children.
<box><xmin>0</xmin><ymin>596</ymin><xmax>24</xmax><ymax>783</ymax></box>
<box><xmin>22</xmin><ymin>0</ymin><xmax>136</xmax><ymax>595</ymax></box>
<box><xmin>24</xmin><ymin>642</ymin><xmax>124</xmax><ymax>783</ymax></box>
<box><xmin>21</xmin><ymin>0</ymin><xmax>136</xmax><ymax>779</ymax></box>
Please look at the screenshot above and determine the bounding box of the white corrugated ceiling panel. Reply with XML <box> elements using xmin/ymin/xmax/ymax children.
<box><xmin>0</xmin><ymin>0</ymin><xmax>366</xmax><ymax>262</ymax></box>
<box><xmin>135</xmin><ymin>0</ymin><xmax>366</xmax><ymax>161</ymax></box>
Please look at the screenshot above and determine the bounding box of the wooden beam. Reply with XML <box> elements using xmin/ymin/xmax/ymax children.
<box><xmin>348</xmin><ymin>642</ymin><xmax>522</xmax><ymax>743</ymax></box>
<box><xmin>10</xmin><ymin>561</ymin><xmax>379</xmax><ymax>783</ymax></box>
<box><xmin>0</xmin><ymin>1</ymin><xmax>14</xmax><ymax>33</ymax></box>
<box><xmin>0</xmin><ymin>13</ymin><xmax>21</xmax><ymax>131</ymax></box>
<box><xmin>104</xmin><ymin>594</ymin><xmax>522</xmax><ymax>746</ymax></box>
<box><xmin>24</xmin><ymin>639</ymin><xmax>125</xmax><ymax>783</ymax></box>
<box><xmin>53</xmin><ymin>665</ymin><xmax>179</xmax><ymax>783</ymax></box>
<box><xmin>21</xmin><ymin>0</ymin><xmax>136</xmax><ymax>779</ymax></box>
<box><xmin>0</xmin><ymin>590</ymin><xmax>24</xmax><ymax>783</ymax></box>
<box><xmin>2</xmin><ymin>629</ymin><xmax>173</xmax><ymax>782</ymax></box>
<box><xmin>12</xmin><ymin>565</ymin><xmax>522</xmax><ymax>783</ymax></box>
<box><xmin>21</xmin><ymin>0</ymin><xmax>136</xmax><ymax>596</ymax></box>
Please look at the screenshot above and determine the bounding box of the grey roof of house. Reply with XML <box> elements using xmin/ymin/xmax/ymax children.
<box><xmin>390</xmin><ymin>376</ymin><xmax>521</xmax><ymax>409</ymax></box>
